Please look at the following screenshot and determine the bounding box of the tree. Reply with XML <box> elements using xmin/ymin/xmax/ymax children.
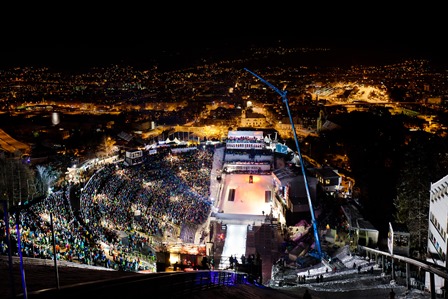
<box><xmin>97</xmin><ymin>136</ymin><xmax>116</xmax><ymax>158</ymax></box>
<box><xmin>0</xmin><ymin>153</ymin><xmax>36</xmax><ymax>207</ymax></box>
<box><xmin>393</xmin><ymin>131</ymin><xmax>448</xmax><ymax>258</ymax></box>
<box><xmin>35</xmin><ymin>165</ymin><xmax>60</xmax><ymax>196</ymax></box>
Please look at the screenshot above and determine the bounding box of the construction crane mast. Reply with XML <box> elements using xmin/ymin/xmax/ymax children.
<box><xmin>244</xmin><ymin>68</ymin><xmax>323</xmax><ymax>260</ymax></box>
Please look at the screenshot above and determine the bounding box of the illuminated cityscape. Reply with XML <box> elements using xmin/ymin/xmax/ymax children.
<box><xmin>1</xmin><ymin>42</ymin><xmax>447</xmax><ymax>298</ymax></box>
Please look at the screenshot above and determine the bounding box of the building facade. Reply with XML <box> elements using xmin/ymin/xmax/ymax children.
<box><xmin>313</xmin><ymin>166</ymin><xmax>342</xmax><ymax>195</ymax></box>
<box><xmin>426</xmin><ymin>173</ymin><xmax>448</xmax><ymax>294</ymax></box>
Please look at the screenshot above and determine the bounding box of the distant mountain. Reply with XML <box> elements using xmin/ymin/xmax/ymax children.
<box><xmin>0</xmin><ymin>40</ymin><xmax>445</xmax><ymax>72</ymax></box>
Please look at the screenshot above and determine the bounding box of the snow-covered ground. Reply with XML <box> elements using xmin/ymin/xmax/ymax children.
<box><xmin>269</xmin><ymin>245</ymin><xmax>432</xmax><ymax>299</ymax></box>
<box><xmin>206</xmin><ymin>145</ymin><xmax>433</xmax><ymax>298</ymax></box>
<box><xmin>219</xmin><ymin>224</ymin><xmax>247</xmax><ymax>269</ymax></box>
<box><xmin>214</xmin><ymin>222</ymin><xmax>431</xmax><ymax>298</ymax></box>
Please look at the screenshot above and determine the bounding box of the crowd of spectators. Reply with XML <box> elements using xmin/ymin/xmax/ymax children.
<box><xmin>0</xmin><ymin>145</ymin><xmax>215</xmax><ymax>273</ymax></box>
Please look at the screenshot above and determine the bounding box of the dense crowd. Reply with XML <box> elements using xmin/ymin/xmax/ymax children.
<box><xmin>0</xmin><ymin>145</ymin><xmax>215</xmax><ymax>273</ymax></box>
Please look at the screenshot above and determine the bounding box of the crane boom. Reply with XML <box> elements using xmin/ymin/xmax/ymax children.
<box><xmin>244</xmin><ymin>68</ymin><xmax>323</xmax><ymax>260</ymax></box>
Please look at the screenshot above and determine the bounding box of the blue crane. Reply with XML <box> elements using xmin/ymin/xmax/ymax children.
<box><xmin>244</xmin><ymin>68</ymin><xmax>323</xmax><ymax>260</ymax></box>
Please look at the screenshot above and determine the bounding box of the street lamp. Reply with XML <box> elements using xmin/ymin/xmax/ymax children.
<box><xmin>305</xmin><ymin>142</ymin><xmax>311</xmax><ymax>156</ymax></box>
